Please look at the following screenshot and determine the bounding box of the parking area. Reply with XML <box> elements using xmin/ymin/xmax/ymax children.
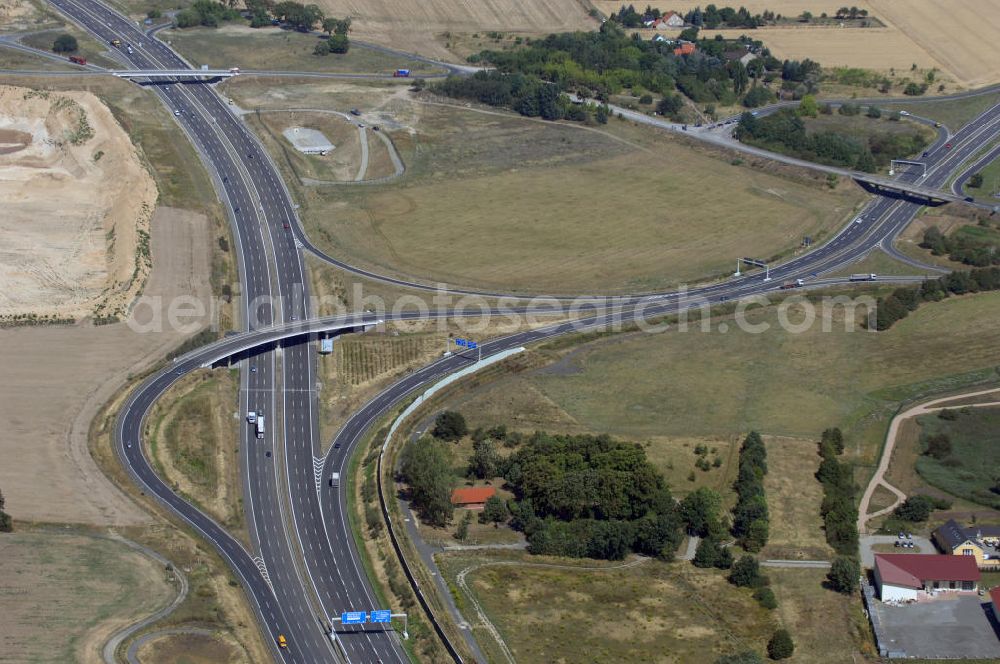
<box><xmin>872</xmin><ymin>595</ymin><xmax>1000</xmax><ymax>659</ymax></box>
<box><xmin>860</xmin><ymin>534</ymin><xmax>934</xmax><ymax>567</ymax></box>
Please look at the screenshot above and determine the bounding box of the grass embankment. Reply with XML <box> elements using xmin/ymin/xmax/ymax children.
<box><xmin>162</xmin><ymin>24</ymin><xmax>442</xmax><ymax>74</ymax></box>
<box><xmin>20</xmin><ymin>28</ymin><xmax>119</xmax><ymax>68</ymax></box>
<box><xmin>913</xmin><ymin>406</ymin><xmax>1000</xmax><ymax>509</ymax></box>
<box><xmin>884</xmin><ymin>91</ymin><xmax>1000</xmax><ymax>131</ymax></box>
<box><xmin>291</xmin><ymin>98</ymin><xmax>864</xmax><ymax>294</ymax></box>
<box><xmin>0</xmin><ymin>530</ymin><xmax>174</xmax><ymax>663</ymax></box>
<box><xmin>147</xmin><ymin>368</ymin><xmax>246</xmax><ymax>541</ymax></box>
<box><xmin>133</xmin><ymin>630</ymin><xmax>246</xmax><ymax>663</ymax></box>
<box><xmin>964</xmin><ymin>153</ymin><xmax>1000</xmax><ymax>197</ymax></box>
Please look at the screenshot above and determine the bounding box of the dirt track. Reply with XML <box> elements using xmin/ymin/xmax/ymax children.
<box><xmin>857</xmin><ymin>387</ymin><xmax>1000</xmax><ymax>534</ymax></box>
<box><xmin>0</xmin><ymin>207</ymin><xmax>212</xmax><ymax>526</ymax></box>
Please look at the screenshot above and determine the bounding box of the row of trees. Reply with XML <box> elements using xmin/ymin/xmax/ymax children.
<box><xmin>732</xmin><ymin>432</ymin><xmax>770</xmax><ymax>552</ymax></box>
<box><xmin>920</xmin><ymin>225</ymin><xmax>1000</xmax><ymax>268</ymax></box>
<box><xmin>435</xmin><ymin>72</ymin><xmax>608</xmax><ymax>123</ymax></box>
<box><xmin>868</xmin><ymin>266</ymin><xmax>1000</xmax><ymax>331</ymax></box>
<box><xmin>816</xmin><ymin>428</ymin><xmax>859</xmax><ymax>555</ymax></box>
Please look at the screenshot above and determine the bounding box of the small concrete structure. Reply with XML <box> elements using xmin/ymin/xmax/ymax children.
<box><xmin>282</xmin><ymin>126</ymin><xmax>334</xmax><ymax>155</ymax></box>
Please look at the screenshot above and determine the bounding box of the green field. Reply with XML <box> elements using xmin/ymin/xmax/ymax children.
<box><xmin>288</xmin><ymin>99</ymin><xmax>865</xmax><ymax>294</ymax></box>
<box><xmin>162</xmin><ymin>25</ymin><xmax>442</xmax><ymax>74</ymax></box>
<box><xmin>914</xmin><ymin>406</ymin><xmax>1000</xmax><ymax>509</ymax></box>
<box><xmin>455</xmin><ymin>291</ymin><xmax>1000</xmax><ymax>465</ymax></box>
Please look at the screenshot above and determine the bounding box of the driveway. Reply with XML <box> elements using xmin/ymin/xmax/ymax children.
<box><xmin>860</xmin><ymin>534</ymin><xmax>935</xmax><ymax>567</ymax></box>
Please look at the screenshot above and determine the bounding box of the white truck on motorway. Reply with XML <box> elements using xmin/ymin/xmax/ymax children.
<box><xmin>850</xmin><ymin>273</ymin><xmax>878</xmax><ymax>282</ymax></box>
<box><xmin>256</xmin><ymin>415</ymin><xmax>265</xmax><ymax>439</ymax></box>
<box><xmin>329</xmin><ymin>472</ymin><xmax>340</xmax><ymax>488</ymax></box>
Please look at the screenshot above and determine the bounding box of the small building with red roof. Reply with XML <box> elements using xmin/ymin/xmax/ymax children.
<box><xmin>990</xmin><ymin>586</ymin><xmax>1000</xmax><ymax>617</ymax></box>
<box><xmin>874</xmin><ymin>553</ymin><xmax>980</xmax><ymax>602</ymax></box>
<box><xmin>451</xmin><ymin>486</ymin><xmax>496</xmax><ymax>510</ymax></box>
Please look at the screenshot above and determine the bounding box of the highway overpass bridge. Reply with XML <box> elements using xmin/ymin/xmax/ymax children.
<box><xmin>113</xmin><ymin>68</ymin><xmax>239</xmax><ymax>79</ymax></box>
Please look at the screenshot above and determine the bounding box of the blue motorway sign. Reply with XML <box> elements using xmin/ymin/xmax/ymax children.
<box><xmin>455</xmin><ymin>338</ymin><xmax>468</xmax><ymax>347</ymax></box>
<box><xmin>341</xmin><ymin>611</ymin><xmax>367</xmax><ymax>624</ymax></box>
<box><xmin>371</xmin><ymin>609</ymin><xmax>392</xmax><ymax>623</ymax></box>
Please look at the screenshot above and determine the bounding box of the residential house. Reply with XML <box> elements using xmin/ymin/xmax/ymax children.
<box><xmin>673</xmin><ymin>42</ymin><xmax>695</xmax><ymax>56</ymax></box>
<box><xmin>651</xmin><ymin>34</ymin><xmax>673</xmax><ymax>43</ymax></box>
<box><xmin>873</xmin><ymin>553</ymin><xmax>980</xmax><ymax>602</ymax></box>
<box><xmin>990</xmin><ymin>586</ymin><xmax>1000</xmax><ymax>621</ymax></box>
<box><xmin>933</xmin><ymin>519</ymin><xmax>1000</xmax><ymax>569</ymax></box>
<box><xmin>450</xmin><ymin>486</ymin><xmax>495</xmax><ymax>510</ymax></box>
<box><xmin>660</xmin><ymin>11</ymin><xmax>685</xmax><ymax>28</ymax></box>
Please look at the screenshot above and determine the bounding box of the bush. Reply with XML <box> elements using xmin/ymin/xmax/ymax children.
<box><xmin>328</xmin><ymin>34</ymin><xmax>350</xmax><ymax>54</ymax></box>
<box><xmin>767</xmin><ymin>629</ymin><xmax>794</xmax><ymax>660</ymax></box>
<box><xmin>827</xmin><ymin>556</ymin><xmax>859</xmax><ymax>594</ymax></box>
<box><xmin>433</xmin><ymin>410</ymin><xmax>467</xmax><ymax>441</ymax></box>
<box><xmin>52</xmin><ymin>33</ymin><xmax>78</xmax><ymax>53</ymax></box>
<box><xmin>754</xmin><ymin>586</ymin><xmax>778</xmax><ymax>609</ymax></box>
<box><xmin>893</xmin><ymin>495</ymin><xmax>935</xmax><ymax>522</ymax></box>
<box><xmin>925</xmin><ymin>433</ymin><xmax>952</xmax><ymax>459</ymax></box>
<box><xmin>313</xmin><ymin>41</ymin><xmax>329</xmax><ymax>55</ymax></box>
<box><xmin>639</xmin><ymin>93</ymin><xmax>653</xmax><ymax>105</ymax></box>
<box><xmin>729</xmin><ymin>555</ymin><xmax>765</xmax><ymax>588</ymax></box>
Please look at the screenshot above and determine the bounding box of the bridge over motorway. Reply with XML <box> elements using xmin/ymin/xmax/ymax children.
<box><xmin>112</xmin><ymin>68</ymin><xmax>239</xmax><ymax>79</ymax></box>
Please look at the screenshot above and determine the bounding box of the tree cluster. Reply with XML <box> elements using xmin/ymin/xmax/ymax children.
<box><xmin>920</xmin><ymin>225</ymin><xmax>1000</xmax><ymax>268</ymax></box>
<box><xmin>732</xmin><ymin>431</ymin><xmax>770</xmax><ymax>552</ymax></box>
<box><xmin>175</xmin><ymin>0</ymin><xmax>242</xmax><ymax>28</ymax></box>
<box><xmin>432</xmin><ymin>410</ymin><xmax>468</xmax><ymax>441</ymax></box>
<box><xmin>683</xmin><ymin>5</ymin><xmax>770</xmax><ymax>29</ymax></box>
<box><xmin>441</xmin><ymin>24</ymin><xmax>788</xmax><ymax>119</ymax></box>
<box><xmin>827</xmin><ymin>555</ymin><xmax>860</xmax><ymax>594</ymax></box>
<box><xmin>815</xmin><ymin>428</ymin><xmax>858</xmax><ymax>555</ymax></box>
<box><xmin>399</xmin><ymin>436</ymin><xmax>454</xmax><ymax>527</ymax></box>
<box><xmin>495</xmin><ymin>432</ymin><xmax>683</xmax><ymax>560</ymax></box>
<box><xmin>868</xmin><ymin>267</ymin><xmax>1000</xmax><ymax>331</ymax></box>
<box><xmin>735</xmin><ymin>108</ymin><xmax>928</xmax><ymax>172</ymax></box>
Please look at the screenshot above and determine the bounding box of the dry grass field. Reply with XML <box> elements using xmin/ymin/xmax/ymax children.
<box><xmin>762</xmin><ymin>436</ymin><xmax>832</xmax><ymax>560</ymax></box>
<box><xmin>285</xmin><ymin>95</ymin><xmax>864</xmax><ymax>295</ymax></box>
<box><xmin>134</xmin><ymin>630</ymin><xmax>247</xmax><ymax>664</ymax></box>
<box><xmin>596</xmin><ymin>1</ymin><xmax>1000</xmax><ymax>88</ymax></box>
<box><xmin>311</xmin><ymin>0</ymin><xmax>595</xmax><ymax>60</ymax></box>
<box><xmin>162</xmin><ymin>24</ymin><xmax>442</xmax><ymax>74</ymax></box>
<box><xmin>437</xmin><ymin>552</ymin><xmax>776</xmax><ymax>663</ymax></box>
<box><xmin>0</xmin><ymin>531</ymin><xmax>174</xmax><ymax>664</ymax></box>
<box><xmin>147</xmin><ymin>369</ymin><xmax>245</xmax><ymax>539</ymax></box>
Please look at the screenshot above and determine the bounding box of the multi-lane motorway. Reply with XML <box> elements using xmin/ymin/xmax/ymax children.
<box><xmin>32</xmin><ymin>2</ymin><xmax>1000</xmax><ymax>661</ymax></box>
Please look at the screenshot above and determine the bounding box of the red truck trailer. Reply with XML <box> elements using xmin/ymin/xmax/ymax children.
<box><xmin>68</xmin><ymin>55</ymin><xmax>87</xmax><ymax>65</ymax></box>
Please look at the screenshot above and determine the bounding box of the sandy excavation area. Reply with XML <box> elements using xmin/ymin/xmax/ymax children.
<box><xmin>0</xmin><ymin>84</ymin><xmax>157</xmax><ymax>320</ymax></box>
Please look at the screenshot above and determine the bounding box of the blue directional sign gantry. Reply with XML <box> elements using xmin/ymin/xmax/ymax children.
<box><xmin>455</xmin><ymin>338</ymin><xmax>468</xmax><ymax>347</ymax></box>
<box><xmin>371</xmin><ymin>609</ymin><xmax>392</xmax><ymax>623</ymax></box>
<box><xmin>341</xmin><ymin>611</ymin><xmax>367</xmax><ymax>625</ymax></box>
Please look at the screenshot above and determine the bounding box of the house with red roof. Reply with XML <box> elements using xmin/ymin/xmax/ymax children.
<box><xmin>451</xmin><ymin>486</ymin><xmax>495</xmax><ymax>510</ymax></box>
<box><xmin>873</xmin><ymin>553</ymin><xmax>980</xmax><ymax>602</ymax></box>
<box><xmin>990</xmin><ymin>586</ymin><xmax>1000</xmax><ymax>618</ymax></box>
